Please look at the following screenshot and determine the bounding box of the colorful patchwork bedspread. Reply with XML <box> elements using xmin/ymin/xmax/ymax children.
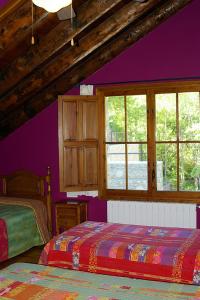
<box><xmin>40</xmin><ymin>221</ymin><xmax>200</xmax><ymax>285</ymax></box>
<box><xmin>1</xmin><ymin>262</ymin><xmax>200</xmax><ymax>300</ymax></box>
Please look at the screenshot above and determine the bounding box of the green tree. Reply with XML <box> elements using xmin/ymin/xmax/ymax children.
<box><xmin>106</xmin><ymin>92</ymin><xmax>200</xmax><ymax>191</ymax></box>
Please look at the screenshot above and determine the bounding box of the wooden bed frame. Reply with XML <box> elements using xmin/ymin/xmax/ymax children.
<box><xmin>0</xmin><ymin>167</ymin><xmax>52</xmax><ymax>235</ymax></box>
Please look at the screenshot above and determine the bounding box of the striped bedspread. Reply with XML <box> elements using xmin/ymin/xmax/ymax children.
<box><xmin>40</xmin><ymin>221</ymin><xmax>200</xmax><ymax>285</ymax></box>
<box><xmin>1</xmin><ymin>262</ymin><xmax>200</xmax><ymax>300</ymax></box>
<box><xmin>0</xmin><ymin>197</ymin><xmax>50</xmax><ymax>262</ymax></box>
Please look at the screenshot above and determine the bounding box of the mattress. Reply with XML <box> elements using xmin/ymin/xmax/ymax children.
<box><xmin>40</xmin><ymin>221</ymin><xmax>200</xmax><ymax>285</ymax></box>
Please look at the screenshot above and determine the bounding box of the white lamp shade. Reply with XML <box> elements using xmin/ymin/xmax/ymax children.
<box><xmin>32</xmin><ymin>0</ymin><xmax>72</xmax><ymax>13</ymax></box>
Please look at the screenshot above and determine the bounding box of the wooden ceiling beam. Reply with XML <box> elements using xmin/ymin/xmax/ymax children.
<box><xmin>0</xmin><ymin>0</ymin><xmax>58</xmax><ymax>67</ymax></box>
<box><xmin>0</xmin><ymin>0</ymin><xmax>27</xmax><ymax>20</ymax></box>
<box><xmin>24</xmin><ymin>0</ymin><xmax>193</xmax><ymax>110</ymax></box>
<box><xmin>0</xmin><ymin>0</ymin><xmax>192</xmax><ymax>138</ymax></box>
<box><xmin>0</xmin><ymin>0</ymin><xmax>127</xmax><ymax>96</ymax></box>
<box><xmin>0</xmin><ymin>0</ymin><xmax>159</xmax><ymax>114</ymax></box>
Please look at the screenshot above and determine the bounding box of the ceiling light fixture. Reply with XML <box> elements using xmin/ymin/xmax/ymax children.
<box><xmin>32</xmin><ymin>0</ymin><xmax>72</xmax><ymax>13</ymax></box>
<box><xmin>31</xmin><ymin>0</ymin><xmax>75</xmax><ymax>47</ymax></box>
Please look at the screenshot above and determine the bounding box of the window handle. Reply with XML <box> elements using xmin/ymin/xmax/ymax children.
<box><xmin>152</xmin><ymin>168</ymin><xmax>155</xmax><ymax>181</ymax></box>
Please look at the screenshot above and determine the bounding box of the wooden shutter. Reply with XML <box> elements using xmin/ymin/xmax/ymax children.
<box><xmin>58</xmin><ymin>95</ymin><xmax>99</xmax><ymax>192</ymax></box>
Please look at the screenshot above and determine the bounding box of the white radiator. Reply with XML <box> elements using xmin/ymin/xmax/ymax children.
<box><xmin>107</xmin><ymin>201</ymin><xmax>197</xmax><ymax>229</ymax></box>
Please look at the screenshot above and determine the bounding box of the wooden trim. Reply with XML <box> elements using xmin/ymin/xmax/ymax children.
<box><xmin>155</xmin><ymin>141</ymin><xmax>200</xmax><ymax>144</ymax></box>
<box><xmin>46</xmin><ymin>166</ymin><xmax>52</xmax><ymax>236</ymax></box>
<box><xmin>97</xmin><ymin>90</ymin><xmax>106</xmax><ymax>198</ymax></box>
<box><xmin>97</xmin><ymin>80</ymin><xmax>200</xmax><ymax>203</ymax></box>
<box><xmin>176</xmin><ymin>92</ymin><xmax>180</xmax><ymax>191</ymax></box>
<box><xmin>104</xmin><ymin>142</ymin><xmax>148</xmax><ymax>145</ymax></box>
<box><xmin>63</xmin><ymin>186</ymin><xmax>98</xmax><ymax>192</ymax></box>
<box><xmin>78</xmin><ymin>100</ymin><xmax>82</xmax><ymax>141</ymax></box>
<box><xmin>58</xmin><ymin>95</ymin><xmax>98</xmax><ymax>101</ymax></box>
<box><xmin>97</xmin><ymin>80</ymin><xmax>200</xmax><ymax>95</ymax></box>
<box><xmin>102</xmin><ymin>189</ymin><xmax>200</xmax><ymax>203</ymax></box>
<box><xmin>147</xmin><ymin>91</ymin><xmax>155</xmax><ymax>193</ymax></box>
<box><xmin>2</xmin><ymin>177</ymin><xmax>6</xmax><ymax>195</ymax></box>
<box><xmin>63</xmin><ymin>141</ymin><xmax>99</xmax><ymax>147</ymax></box>
<box><xmin>58</xmin><ymin>96</ymin><xmax>65</xmax><ymax>192</ymax></box>
<box><xmin>0</xmin><ymin>167</ymin><xmax>52</xmax><ymax>235</ymax></box>
<box><xmin>124</xmin><ymin>96</ymin><xmax>128</xmax><ymax>190</ymax></box>
<box><xmin>103</xmin><ymin>197</ymin><xmax>200</xmax><ymax>204</ymax></box>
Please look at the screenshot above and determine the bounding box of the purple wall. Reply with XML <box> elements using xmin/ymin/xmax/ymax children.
<box><xmin>0</xmin><ymin>0</ymin><xmax>200</xmax><ymax>227</ymax></box>
<box><xmin>0</xmin><ymin>0</ymin><xmax>8</xmax><ymax>7</ymax></box>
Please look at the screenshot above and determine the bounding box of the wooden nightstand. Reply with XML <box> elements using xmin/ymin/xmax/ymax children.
<box><xmin>55</xmin><ymin>201</ymin><xmax>87</xmax><ymax>234</ymax></box>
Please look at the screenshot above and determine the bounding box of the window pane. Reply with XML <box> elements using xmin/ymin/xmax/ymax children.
<box><xmin>106</xmin><ymin>144</ymin><xmax>126</xmax><ymax>189</ymax></box>
<box><xmin>156</xmin><ymin>144</ymin><xmax>177</xmax><ymax>191</ymax></box>
<box><xmin>127</xmin><ymin>95</ymin><xmax>147</xmax><ymax>142</ymax></box>
<box><xmin>128</xmin><ymin>144</ymin><xmax>148</xmax><ymax>190</ymax></box>
<box><xmin>156</xmin><ymin>94</ymin><xmax>176</xmax><ymax>141</ymax></box>
<box><xmin>179</xmin><ymin>92</ymin><xmax>200</xmax><ymax>141</ymax></box>
<box><xmin>105</xmin><ymin>96</ymin><xmax>125</xmax><ymax>142</ymax></box>
<box><xmin>179</xmin><ymin>143</ymin><xmax>200</xmax><ymax>191</ymax></box>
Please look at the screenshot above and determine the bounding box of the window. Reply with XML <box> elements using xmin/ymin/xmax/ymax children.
<box><xmin>105</xmin><ymin>95</ymin><xmax>148</xmax><ymax>191</ymax></box>
<box><xmin>156</xmin><ymin>92</ymin><xmax>200</xmax><ymax>192</ymax></box>
<box><xmin>97</xmin><ymin>81</ymin><xmax>200</xmax><ymax>202</ymax></box>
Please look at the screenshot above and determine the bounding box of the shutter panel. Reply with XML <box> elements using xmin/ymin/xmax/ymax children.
<box><xmin>58</xmin><ymin>96</ymin><xmax>99</xmax><ymax>192</ymax></box>
<box><xmin>83</xmin><ymin>145</ymin><xmax>98</xmax><ymax>185</ymax></box>
<box><xmin>62</xmin><ymin>101</ymin><xmax>77</xmax><ymax>140</ymax></box>
<box><xmin>63</xmin><ymin>146</ymin><xmax>79</xmax><ymax>187</ymax></box>
<box><xmin>82</xmin><ymin>100</ymin><xmax>98</xmax><ymax>140</ymax></box>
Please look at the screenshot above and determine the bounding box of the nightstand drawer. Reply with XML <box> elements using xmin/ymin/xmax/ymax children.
<box><xmin>55</xmin><ymin>201</ymin><xmax>87</xmax><ymax>234</ymax></box>
<box><xmin>57</xmin><ymin>217</ymin><xmax>77</xmax><ymax>231</ymax></box>
<box><xmin>56</xmin><ymin>207</ymin><xmax>77</xmax><ymax>217</ymax></box>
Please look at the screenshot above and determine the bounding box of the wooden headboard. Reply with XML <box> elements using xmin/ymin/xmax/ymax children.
<box><xmin>0</xmin><ymin>167</ymin><xmax>52</xmax><ymax>235</ymax></box>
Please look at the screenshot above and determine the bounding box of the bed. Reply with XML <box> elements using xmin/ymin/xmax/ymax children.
<box><xmin>40</xmin><ymin>221</ymin><xmax>200</xmax><ymax>286</ymax></box>
<box><xmin>1</xmin><ymin>262</ymin><xmax>200</xmax><ymax>300</ymax></box>
<box><xmin>0</xmin><ymin>168</ymin><xmax>52</xmax><ymax>263</ymax></box>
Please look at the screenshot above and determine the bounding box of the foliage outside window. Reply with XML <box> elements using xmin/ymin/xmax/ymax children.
<box><xmin>156</xmin><ymin>92</ymin><xmax>200</xmax><ymax>192</ymax></box>
<box><xmin>106</xmin><ymin>95</ymin><xmax>148</xmax><ymax>190</ymax></box>
<box><xmin>98</xmin><ymin>82</ymin><xmax>200</xmax><ymax>202</ymax></box>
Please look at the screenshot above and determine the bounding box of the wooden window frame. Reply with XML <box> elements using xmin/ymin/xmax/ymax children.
<box><xmin>97</xmin><ymin>80</ymin><xmax>200</xmax><ymax>203</ymax></box>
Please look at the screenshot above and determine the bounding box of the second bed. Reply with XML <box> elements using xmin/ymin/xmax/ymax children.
<box><xmin>40</xmin><ymin>221</ymin><xmax>200</xmax><ymax>285</ymax></box>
